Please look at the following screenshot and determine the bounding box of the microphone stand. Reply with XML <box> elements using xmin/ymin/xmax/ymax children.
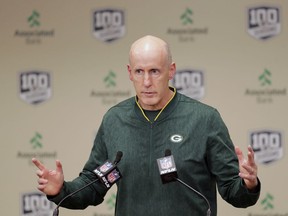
<box><xmin>174</xmin><ymin>177</ymin><xmax>211</xmax><ymax>216</ymax></box>
<box><xmin>52</xmin><ymin>178</ymin><xmax>99</xmax><ymax>216</ymax></box>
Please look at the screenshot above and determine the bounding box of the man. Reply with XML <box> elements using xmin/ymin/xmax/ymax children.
<box><xmin>32</xmin><ymin>35</ymin><xmax>260</xmax><ymax>216</ymax></box>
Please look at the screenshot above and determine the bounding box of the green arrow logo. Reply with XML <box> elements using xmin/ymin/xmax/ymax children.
<box><xmin>259</xmin><ymin>69</ymin><xmax>272</xmax><ymax>86</ymax></box>
<box><xmin>30</xmin><ymin>132</ymin><xmax>43</xmax><ymax>149</ymax></box>
<box><xmin>180</xmin><ymin>8</ymin><xmax>193</xmax><ymax>25</ymax></box>
<box><xmin>104</xmin><ymin>71</ymin><xmax>116</xmax><ymax>88</ymax></box>
<box><xmin>261</xmin><ymin>193</ymin><xmax>274</xmax><ymax>210</ymax></box>
<box><xmin>28</xmin><ymin>10</ymin><xmax>40</xmax><ymax>27</ymax></box>
<box><xmin>106</xmin><ymin>193</ymin><xmax>116</xmax><ymax>210</ymax></box>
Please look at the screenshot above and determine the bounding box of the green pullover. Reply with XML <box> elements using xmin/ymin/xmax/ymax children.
<box><xmin>49</xmin><ymin>90</ymin><xmax>260</xmax><ymax>216</ymax></box>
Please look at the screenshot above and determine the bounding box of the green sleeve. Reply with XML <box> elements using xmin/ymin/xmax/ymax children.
<box><xmin>207</xmin><ymin>109</ymin><xmax>260</xmax><ymax>207</ymax></box>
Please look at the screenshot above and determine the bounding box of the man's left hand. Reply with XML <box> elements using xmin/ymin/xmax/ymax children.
<box><xmin>235</xmin><ymin>145</ymin><xmax>258</xmax><ymax>190</ymax></box>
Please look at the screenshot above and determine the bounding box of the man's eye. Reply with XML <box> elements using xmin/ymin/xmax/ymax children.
<box><xmin>135</xmin><ymin>70</ymin><xmax>143</xmax><ymax>75</ymax></box>
<box><xmin>150</xmin><ymin>69</ymin><xmax>160</xmax><ymax>76</ymax></box>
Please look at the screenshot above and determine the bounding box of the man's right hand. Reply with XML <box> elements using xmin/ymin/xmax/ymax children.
<box><xmin>32</xmin><ymin>158</ymin><xmax>64</xmax><ymax>196</ymax></box>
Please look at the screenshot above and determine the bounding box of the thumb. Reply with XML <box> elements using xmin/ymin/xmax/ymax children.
<box><xmin>55</xmin><ymin>160</ymin><xmax>63</xmax><ymax>174</ymax></box>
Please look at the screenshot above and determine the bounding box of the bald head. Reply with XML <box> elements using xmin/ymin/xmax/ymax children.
<box><xmin>129</xmin><ymin>35</ymin><xmax>172</xmax><ymax>66</ymax></box>
<box><xmin>127</xmin><ymin>35</ymin><xmax>176</xmax><ymax>110</ymax></box>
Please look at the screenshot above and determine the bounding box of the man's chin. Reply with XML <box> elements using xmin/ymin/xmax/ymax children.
<box><xmin>139</xmin><ymin>99</ymin><xmax>160</xmax><ymax>110</ymax></box>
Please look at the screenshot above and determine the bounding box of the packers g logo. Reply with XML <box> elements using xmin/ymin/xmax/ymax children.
<box><xmin>170</xmin><ymin>134</ymin><xmax>183</xmax><ymax>143</ymax></box>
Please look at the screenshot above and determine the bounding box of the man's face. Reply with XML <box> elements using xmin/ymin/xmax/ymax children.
<box><xmin>127</xmin><ymin>48</ymin><xmax>175</xmax><ymax>110</ymax></box>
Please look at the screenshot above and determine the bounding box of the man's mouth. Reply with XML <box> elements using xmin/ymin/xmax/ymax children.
<box><xmin>142</xmin><ymin>91</ymin><xmax>155</xmax><ymax>97</ymax></box>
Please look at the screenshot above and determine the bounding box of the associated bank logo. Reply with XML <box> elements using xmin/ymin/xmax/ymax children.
<box><xmin>30</xmin><ymin>132</ymin><xmax>43</xmax><ymax>149</ymax></box>
<box><xmin>14</xmin><ymin>10</ymin><xmax>55</xmax><ymax>44</ymax></box>
<box><xmin>21</xmin><ymin>192</ymin><xmax>55</xmax><ymax>216</ymax></box>
<box><xmin>247</xmin><ymin>6</ymin><xmax>281</xmax><ymax>40</ymax></box>
<box><xmin>104</xmin><ymin>70</ymin><xmax>116</xmax><ymax>87</ymax></box>
<box><xmin>19</xmin><ymin>71</ymin><xmax>52</xmax><ymax>105</ymax></box>
<box><xmin>171</xmin><ymin>69</ymin><xmax>205</xmax><ymax>100</ymax></box>
<box><xmin>167</xmin><ymin>7</ymin><xmax>208</xmax><ymax>42</ymax></box>
<box><xmin>90</xmin><ymin>70</ymin><xmax>131</xmax><ymax>105</ymax></box>
<box><xmin>106</xmin><ymin>193</ymin><xmax>116</xmax><ymax>210</ymax></box>
<box><xmin>261</xmin><ymin>193</ymin><xmax>274</xmax><ymax>210</ymax></box>
<box><xmin>249</xmin><ymin>193</ymin><xmax>288</xmax><ymax>216</ymax></box>
<box><xmin>259</xmin><ymin>69</ymin><xmax>271</xmax><ymax>86</ymax></box>
<box><xmin>17</xmin><ymin>132</ymin><xmax>57</xmax><ymax>165</ymax></box>
<box><xmin>181</xmin><ymin>8</ymin><xmax>193</xmax><ymax>25</ymax></box>
<box><xmin>28</xmin><ymin>10</ymin><xmax>40</xmax><ymax>27</ymax></box>
<box><xmin>245</xmin><ymin>69</ymin><xmax>287</xmax><ymax>103</ymax></box>
<box><xmin>92</xmin><ymin>9</ymin><xmax>125</xmax><ymax>43</ymax></box>
<box><xmin>250</xmin><ymin>130</ymin><xmax>283</xmax><ymax>164</ymax></box>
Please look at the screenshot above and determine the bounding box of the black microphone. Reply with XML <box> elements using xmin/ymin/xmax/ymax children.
<box><xmin>94</xmin><ymin>151</ymin><xmax>123</xmax><ymax>188</ymax></box>
<box><xmin>157</xmin><ymin>149</ymin><xmax>211</xmax><ymax>216</ymax></box>
<box><xmin>52</xmin><ymin>151</ymin><xmax>123</xmax><ymax>216</ymax></box>
<box><xmin>165</xmin><ymin>149</ymin><xmax>171</xmax><ymax>157</ymax></box>
<box><xmin>156</xmin><ymin>149</ymin><xmax>178</xmax><ymax>183</ymax></box>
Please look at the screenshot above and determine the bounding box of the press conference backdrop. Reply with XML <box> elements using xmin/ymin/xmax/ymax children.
<box><xmin>0</xmin><ymin>0</ymin><xmax>287</xmax><ymax>215</ymax></box>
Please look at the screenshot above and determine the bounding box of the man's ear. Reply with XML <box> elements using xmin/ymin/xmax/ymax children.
<box><xmin>168</xmin><ymin>62</ymin><xmax>176</xmax><ymax>80</ymax></box>
<box><xmin>127</xmin><ymin>64</ymin><xmax>133</xmax><ymax>81</ymax></box>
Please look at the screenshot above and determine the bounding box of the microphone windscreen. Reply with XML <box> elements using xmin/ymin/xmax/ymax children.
<box><xmin>165</xmin><ymin>149</ymin><xmax>171</xmax><ymax>156</ymax></box>
<box><xmin>114</xmin><ymin>151</ymin><xmax>123</xmax><ymax>164</ymax></box>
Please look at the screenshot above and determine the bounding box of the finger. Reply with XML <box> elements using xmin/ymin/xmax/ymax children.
<box><xmin>49</xmin><ymin>170</ymin><xmax>57</xmax><ymax>175</ymax></box>
<box><xmin>55</xmin><ymin>160</ymin><xmax>63</xmax><ymax>174</ymax></box>
<box><xmin>36</xmin><ymin>170</ymin><xmax>44</xmax><ymax>178</ymax></box>
<box><xmin>38</xmin><ymin>178</ymin><xmax>48</xmax><ymax>185</ymax></box>
<box><xmin>248</xmin><ymin>145</ymin><xmax>254</xmax><ymax>152</ymax></box>
<box><xmin>247</xmin><ymin>153</ymin><xmax>256</xmax><ymax>167</ymax></box>
<box><xmin>37</xmin><ymin>184</ymin><xmax>46</xmax><ymax>191</ymax></box>
<box><xmin>247</xmin><ymin>146</ymin><xmax>256</xmax><ymax>164</ymax></box>
<box><xmin>32</xmin><ymin>158</ymin><xmax>45</xmax><ymax>170</ymax></box>
<box><xmin>241</xmin><ymin>163</ymin><xmax>255</xmax><ymax>175</ymax></box>
<box><xmin>239</xmin><ymin>172</ymin><xmax>256</xmax><ymax>182</ymax></box>
<box><xmin>235</xmin><ymin>146</ymin><xmax>244</xmax><ymax>163</ymax></box>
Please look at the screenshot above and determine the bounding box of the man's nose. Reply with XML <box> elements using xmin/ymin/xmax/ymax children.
<box><xmin>143</xmin><ymin>73</ymin><xmax>152</xmax><ymax>86</ymax></box>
